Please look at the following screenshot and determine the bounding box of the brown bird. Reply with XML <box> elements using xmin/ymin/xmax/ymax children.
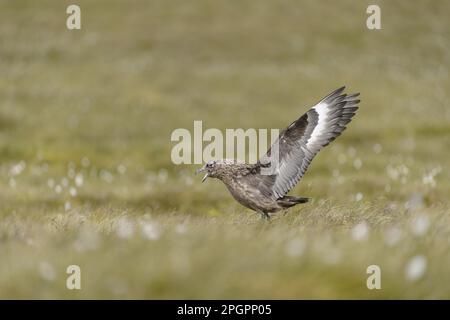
<box><xmin>196</xmin><ymin>87</ymin><xmax>360</xmax><ymax>219</ymax></box>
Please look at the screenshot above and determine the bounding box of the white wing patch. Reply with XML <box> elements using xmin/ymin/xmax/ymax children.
<box><xmin>308</xmin><ymin>102</ymin><xmax>330</xmax><ymax>148</ymax></box>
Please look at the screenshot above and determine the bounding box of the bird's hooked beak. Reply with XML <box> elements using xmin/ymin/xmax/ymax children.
<box><xmin>195</xmin><ymin>166</ymin><xmax>209</xmax><ymax>183</ymax></box>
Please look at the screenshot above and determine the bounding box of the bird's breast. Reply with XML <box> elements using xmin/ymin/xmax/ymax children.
<box><xmin>221</xmin><ymin>176</ymin><xmax>277</xmax><ymax>212</ymax></box>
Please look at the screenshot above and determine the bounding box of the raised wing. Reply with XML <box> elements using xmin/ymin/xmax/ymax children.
<box><xmin>259</xmin><ymin>86</ymin><xmax>360</xmax><ymax>199</ymax></box>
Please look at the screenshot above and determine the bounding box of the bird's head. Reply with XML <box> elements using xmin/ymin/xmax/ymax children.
<box><xmin>195</xmin><ymin>159</ymin><xmax>235</xmax><ymax>182</ymax></box>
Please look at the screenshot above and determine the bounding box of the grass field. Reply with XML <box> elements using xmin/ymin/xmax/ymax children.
<box><xmin>0</xmin><ymin>0</ymin><xmax>449</xmax><ymax>299</ymax></box>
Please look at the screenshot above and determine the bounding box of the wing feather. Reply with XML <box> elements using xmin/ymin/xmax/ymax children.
<box><xmin>258</xmin><ymin>86</ymin><xmax>360</xmax><ymax>199</ymax></box>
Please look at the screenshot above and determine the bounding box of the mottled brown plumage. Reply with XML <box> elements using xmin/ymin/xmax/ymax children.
<box><xmin>196</xmin><ymin>87</ymin><xmax>360</xmax><ymax>219</ymax></box>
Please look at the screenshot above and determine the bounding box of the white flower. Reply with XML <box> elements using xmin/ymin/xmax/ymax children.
<box><xmin>175</xmin><ymin>223</ymin><xmax>188</xmax><ymax>234</ymax></box>
<box><xmin>115</xmin><ymin>217</ymin><xmax>135</xmax><ymax>239</ymax></box>
<box><xmin>422</xmin><ymin>167</ymin><xmax>441</xmax><ymax>188</ymax></box>
<box><xmin>141</xmin><ymin>222</ymin><xmax>161</xmax><ymax>240</ymax></box>
<box><xmin>38</xmin><ymin>261</ymin><xmax>56</xmax><ymax>281</ymax></box>
<box><xmin>353</xmin><ymin>158</ymin><xmax>362</xmax><ymax>170</ymax></box>
<box><xmin>75</xmin><ymin>174</ymin><xmax>84</xmax><ymax>187</ymax></box>
<box><xmin>351</xmin><ymin>222</ymin><xmax>369</xmax><ymax>241</ymax></box>
<box><xmin>405</xmin><ymin>255</ymin><xmax>427</xmax><ymax>281</ymax></box>
<box><xmin>285</xmin><ymin>238</ymin><xmax>305</xmax><ymax>257</ymax></box>
<box><xmin>373</xmin><ymin>143</ymin><xmax>382</xmax><ymax>154</ymax></box>
<box><xmin>384</xmin><ymin>226</ymin><xmax>402</xmax><ymax>246</ymax></box>
<box><xmin>10</xmin><ymin>161</ymin><xmax>26</xmax><ymax>176</ymax></box>
<box><xmin>410</xmin><ymin>214</ymin><xmax>430</xmax><ymax>237</ymax></box>
<box><xmin>69</xmin><ymin>187</ymin><xmax>77</xmax><ymax>197</ymax></box>
<box><xmin>100</xmin><ymin>170</ymin><xmax>114</xmax><ymax>183</ymax></box>
<box><xmin>404</xmin><ymin>193</ymin><xmax>424</xmax><ymax>210</ymax></box>
<box><xmin>117</xmin><ymin>164</ymin><xmax>127</xmax><ymax>175</ymax></box>
<box><xmin>68</xmin><ymin>168</ymin><xmax>76</xmax><ymax>179</ymax></box>
<box><xmin>81</xmin><ymin>157</ymin><xmax>90</xmax><ymax>167</ymax></box>
<box><xmin>55</xmin><ymin>185</ymin><xmax>62</xmax><ymax>194</ymax></box>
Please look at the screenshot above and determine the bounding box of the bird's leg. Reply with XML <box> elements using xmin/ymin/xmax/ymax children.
<box><xmin>258</xmin><ymin>211</ymin><xmax>271</xmax><ymax>221</ymax></box>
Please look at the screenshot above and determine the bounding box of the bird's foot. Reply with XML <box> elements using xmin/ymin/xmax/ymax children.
<box><xmin>259</xmin><ymin>212</ymin><xmax>271</xmax><ymax>221</ymax></box>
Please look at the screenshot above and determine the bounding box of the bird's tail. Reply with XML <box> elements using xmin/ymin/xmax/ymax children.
<box><xmin>276</xmin><ymin>196</ymin><xmax>309</xmax><ymax>208</ymax></box>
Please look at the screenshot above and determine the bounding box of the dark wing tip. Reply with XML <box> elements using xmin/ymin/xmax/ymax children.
<box><xmin>332</xmin><ymin>86</ymin><xmax>346</xmax><ymax>96</ymax></box>
<box><xmin>319</xmin><ymin>86</ymin><xmax>346</xmax><ymax>105</ymax></box>
<box><xmin>346</xmin><ymin>92</ymin><xmax>360</xmax><ymax>100</ymax></box>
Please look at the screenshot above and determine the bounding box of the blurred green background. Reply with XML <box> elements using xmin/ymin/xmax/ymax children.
<box><xmin>0</xmin><ymin>0</ymin><xmax>449</xmax><ymax>298</ymax></box>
